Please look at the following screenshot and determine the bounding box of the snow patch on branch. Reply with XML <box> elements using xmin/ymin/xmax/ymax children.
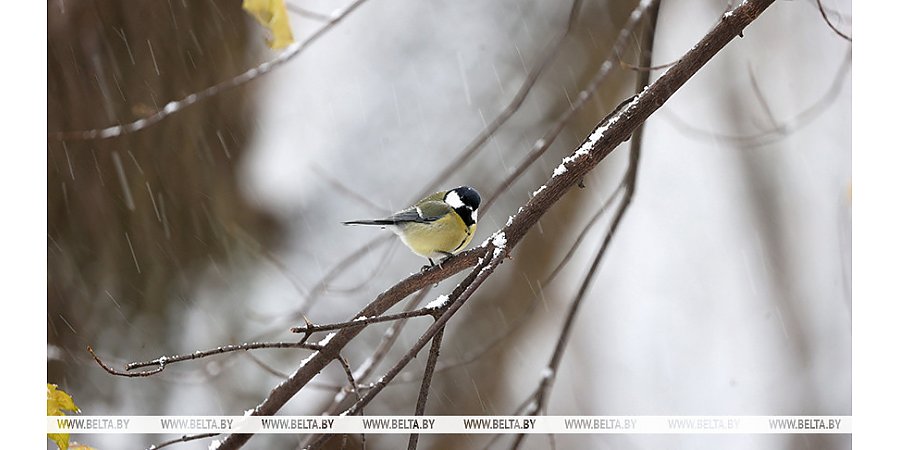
<box><xmin>426</xmin><ymin>295</ymin><xmax>451</xmax><ymax>309</ymax></box>
<box><xmin>491</xmin><ymin>232</ymin><xmax>507</xmax><ymax>258</ymax></box>
<box><xmin>552</xmin><ymin>88</ymin><xmax>647</xmax><ymax>177</ymax></box>
<box><xmin>299</xmin><ymin>351</ymin><xmax>318</xmax><ymax>368</ymax></box>
<box><xmin>317</xmin><ymin>332</ymin><xmax>337</xmax><ymax>346</ymax></box>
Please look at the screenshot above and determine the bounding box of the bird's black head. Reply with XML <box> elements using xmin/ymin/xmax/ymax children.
<box><xmin>444</xmin><ymin>186</ymin><xmax>481</xmax><ymax>227</ymax></box>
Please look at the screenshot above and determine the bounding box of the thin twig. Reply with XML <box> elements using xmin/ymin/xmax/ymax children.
<box><xmin>543</xmin><ymin>185</ymin><xmax>624</xmax><ymax>286</ymax></box>
<box><xmin>244</xmin><ymin>351</ymin><xmax>292</xmax><ymax>379</ymax></box>
<box><xmin>323</xmin><ymin>241</ymin><xmax>400</xmax><ymax>295</ymax></box>
<box><xmin>48</xmin><ymin>0</ymin><xmax>373</xmax><ymax>140</ymax></box>
<box><xmin>290</xmin><ymin>307</ymin><xmax>438</xmax><ymax>335</ymax></box>
<box><xmin>349</xmin><ymin>288</ymin><xmax>433</xmax><ymax>389</ymax></box>
<box><xmin>815</xmin><ymin>0</ymin><xmax>851</xmax><ymax>42</ymax></box>
<box><xmin>310</xmin><ymin>163</ymin><xmax>391</xmax><ymax>215</ymax></box>
<box><xmin>127</xmin><ymin>341</ymin><xmax>322</xmax><ymax>371</ymax></box>
<box><xmin>336</xmin><ymin>355</ymin><xmax>363</xmax><ymax>405</ymax></box>
<box><xmin>243</xmin><ymin>351</ymin><xmax>348</xmax><ymax>390</ymax></box>
<box><xmin>229</xmin><ymin>225</ymin><xmax>310</xmax><ymax>298</ymax></box>
<box><xmin>747</xmin><ymin>64</ymin><xmax>782</xmax><ymax>130</ymax></box>
<box><xmin>407</xmin><ymin>322</ymin><xmax>446</xmax><ymax>450</ymax></box>
<box><xmin>286</xmin><ymin>3</ymin><xmax>333</xmax><ymax>22</ymax></box>
<box><xmin>89</xmin><ymin>346</ymin><xmax>165</xmax><ymax>377</ymax></box>
<box><xmin>247</xmin><ymin>234</ymin><xmax>394</xmax><ymax>341</ymax></box>
<box><xmin>662</xmin><ymin>49</ymin><xmax>851</xmax><ymax>148</ymax></box>
<box><xmin>619</xmin><ymin>59</ymin><xmax>677</xmax><ymax>72</ymax></box>
<box><xmin>146</xmin><ymin>432</ymin><xmax>219</xmax><ymax>450</ymax></box>
<box><xmin>88</xmin><ymin>341</ymin><xmax>322</xmax><ymax>377</ymax></box>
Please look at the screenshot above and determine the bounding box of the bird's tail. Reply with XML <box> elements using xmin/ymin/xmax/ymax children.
<box><xmin>342</xmin><ymin>219</ymin><xmax>396</xmax><ymax>226</ymax></box>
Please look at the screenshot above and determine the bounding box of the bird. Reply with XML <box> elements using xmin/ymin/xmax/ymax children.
<box><xmin>343</xmin><ymin>186</ymin><xmax>481</xmax><ymax>267</ymax></box>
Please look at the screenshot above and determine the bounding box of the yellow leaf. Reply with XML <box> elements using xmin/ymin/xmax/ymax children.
<box><xmin>243</xmin><ymin>0</ymin><xmax>295</xmax><ymax>49</ymax></box>
<box><xmin>48</xmin><ymin>384</ymin><xmax>81</xmax><ymax>450</ymax></box>
<box><xmin>48</xmin><ymin>433</ymin><xmax>69</xmax><ymax>450</ymax></box>
<box><xmin>47</xmin><ymin>384</ymin><xmax>80</xmax><ymax>416</ymax></box>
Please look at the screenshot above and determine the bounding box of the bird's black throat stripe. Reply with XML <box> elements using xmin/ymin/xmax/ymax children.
<box><xmin>455</xmin><ymin>207</ymin><xmax>476</xmax><ymax>227</ymax></box>
<box><xmin>451</xmin><ymin>225</ymin><xmax>472</xmax><ymax>253</ymax></box>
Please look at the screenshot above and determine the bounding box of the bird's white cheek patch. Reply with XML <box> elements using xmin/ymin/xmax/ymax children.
<box><xmin>471</xmin><ymin>209</ymin><xmax>478</xmax><ymax>223</ymax></box>
<box><xmin>445</xmin><ymin>190</ymin><xmax>464</xmax><ymax>209</ymax></box>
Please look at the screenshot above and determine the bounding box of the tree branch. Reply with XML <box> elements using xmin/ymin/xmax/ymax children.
<box><xmin>407</xmin><ymin>322</ymin><xmax>446</xmax><ymax>450</ymax></box>
<box><xmin>147</xmin><ymin>432</ymin><xmax>219</xmax><ymax>450</ymax></box>
<box><xmin>48</xmin><ymin>0</ymin><xmax>373</xmax><ymax>141</ymax></box>
<box><xmin>661</xmin><ymin>49</ymin><xmax>851</xmax><ymax>148</ymax></box>
<box><xmin>88</xmin><ymin>341</ymin><xmax>322</xmax><ymax>377</ymax></box>
<box><xmin>290</xmin><ymin>307</ymin><xmax>439</xmax><ymax>335</ymax></box>
<box><xmin>815</xmin><ymin>0</ymin><xmax>851</xmax><ymax>42</ymax></box>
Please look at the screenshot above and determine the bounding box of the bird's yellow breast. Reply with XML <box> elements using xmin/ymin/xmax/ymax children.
<box><xmin>397</xmin><ymin>212</ymin><xmax>476</xmax><ymax>258</ymax></box>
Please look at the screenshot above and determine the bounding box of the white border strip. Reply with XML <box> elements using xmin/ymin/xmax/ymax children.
<box><xmin>48</xmin><ymin>415</ymin><xmax>851</xmax><ymax>434</ymax></box>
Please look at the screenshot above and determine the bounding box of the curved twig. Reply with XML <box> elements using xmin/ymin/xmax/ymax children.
<box><xmin>815</xmin><ymin>0</ymin><xmax>851</xmax><ymax>41</ymax></box>
<box><xmin>88</xmin><ymin>341</ymin><xmax>322</xmax><ymax>377</ymax></box>
<box><xmin>407</xmin><ymin>321</ymin><xmax>446</xmax><ymax>450</ymax></box>
<box><xmin>146</xmin><ymin>432</ymin><xmax>219</xmax><ymax>450</ymax></box>
<box><xmin>49</xmin><ymin>0</ymin><xmax>373</xmax><ymax>140</ymax></box>
<box><xmin>662</xmin><ymin>49</ymin><xmax>851</xmax><ymax>148</ymax></box>
<box><xmin>290</xmin><ymin>307</ymin><xmax>438</xmax><ymax>335</ymax></box>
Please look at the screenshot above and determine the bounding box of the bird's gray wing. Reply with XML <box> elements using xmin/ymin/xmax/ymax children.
<box><xmin>388</xmin><ymin>201</ymin><xmax>451</xmax><ymax>223</ymax></box>
<box><xmin>343</xmin><ymin>201</ymin><xmax>451</xmax><ymax>226</ymax></box>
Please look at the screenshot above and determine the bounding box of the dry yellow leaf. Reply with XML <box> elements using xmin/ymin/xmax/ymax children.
<box><xmin>48</xmin><ymin>384</ymin><xmax>81</xmax><ymax>450</ymax></box>
<box><xmin>243</xmin><ymin>0</ymin><xmax>295</xmax><ymax>49</ymax></box>
<box><xmin>48</xmin><ymin>433</ymin><xmax>70</xmax><ymax>450</ymax></box>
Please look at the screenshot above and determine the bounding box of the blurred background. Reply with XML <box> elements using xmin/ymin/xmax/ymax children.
<box><xmin>47</xmin><ymin>0</ymin><xmax>851</xmax><ymax>448</ymax></box>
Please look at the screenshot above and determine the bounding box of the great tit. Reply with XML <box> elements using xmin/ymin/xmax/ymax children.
<box><xmin>343</xmin><ymin>186</ymin><xmax>481</xmax><ymax>266</ymax></box>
